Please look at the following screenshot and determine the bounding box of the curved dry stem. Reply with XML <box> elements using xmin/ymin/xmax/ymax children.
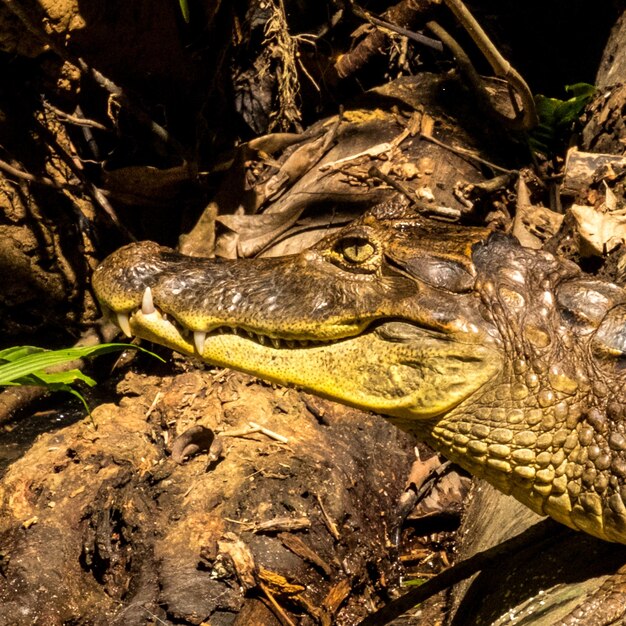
<box><xmin>441</xmin><ymin>0</ymin><xmax>538</xmax><ymax>130</ymax></box>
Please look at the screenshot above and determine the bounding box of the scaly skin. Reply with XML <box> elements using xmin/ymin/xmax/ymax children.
<box><xmin>92</xmin><ymin>202</ymin><xmax>626</xmax><ymax>543</ymax></box>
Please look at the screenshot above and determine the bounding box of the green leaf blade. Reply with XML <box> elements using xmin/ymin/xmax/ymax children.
<box><xmin>0</xmin><ymin>342</ymin><xmax>164</xmax><ymax>414</ymax></box>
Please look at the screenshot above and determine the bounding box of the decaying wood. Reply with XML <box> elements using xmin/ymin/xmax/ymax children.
<box><xmin>0</xmin><ymin>368</ymin><xmax>416</xmax><ymax>625</ymax></box>
<box><xmin>446</xmin><ymin>482</ymin><xmax>626</xmax><ymax>626</ymax></box>
<box><xmin>581</xmin><ymin>83</ymin><xmax>626</xmax><ymax>156</ymax></box>
<box><xmin>596</xmin><ymin>8</ymin><xmax>626</xmax><ymax>87</ymax></box>
<box><xmin>562</xmin><ymin>149</ymin><xmax>626</xmax><ymax>199</ymax></box>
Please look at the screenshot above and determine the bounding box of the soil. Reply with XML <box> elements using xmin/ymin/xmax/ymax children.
<box><xmin>0</xmin><ymin>362</ymin><xmax>420</xmax><ymax>625</ymax></box>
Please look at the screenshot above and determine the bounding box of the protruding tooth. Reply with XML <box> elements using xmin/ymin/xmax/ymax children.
<box><xmin>194</xmin><ymin>331</ymin><xmax>206</xmax><ymax>354</ymax></box>
<box><xmin>116</xmin><ymin>313</ymin><xmax>132</xmax><ymax>338</ymax></box>
<box><xmin>232</xmin><ymin>327</ymin><xmax>239</xmax><ymax>336</ymax></box>
<box><xmin>142</xmin><ymin>287</ymin><xmax>156</xmax><ymax>315</ymax></box>
<box><xmin>286</xmin><ymin>340</ymin><xmax>296</xmax><ymax>348</ymax></box>
<box><xmin>258</xmin><ymin>334</ymin><xmax>266</xmax><ymax>345</ymax></box>
<box><xmin>271</xmin><ymin>337</ymin><xmax>281</xmax><ymax>349</ymax></box>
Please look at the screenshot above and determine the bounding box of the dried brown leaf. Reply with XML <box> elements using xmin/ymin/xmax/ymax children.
<box><xmin>570</xmin><ymin>203</ymin><xmax>626</xmax><ymax>256</ymax></box>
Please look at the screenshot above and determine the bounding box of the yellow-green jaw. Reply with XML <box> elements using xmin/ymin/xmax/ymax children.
<box><xmin>125</xmin><ymin>303</ymin><xmax>501</xmax><ymax>428</ymax></box>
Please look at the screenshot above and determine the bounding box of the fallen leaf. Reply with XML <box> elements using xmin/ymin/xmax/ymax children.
<box><xmin>570</xmin><ymin>203</ymin><xmax>626</xmax><ymax>256</ymax></box>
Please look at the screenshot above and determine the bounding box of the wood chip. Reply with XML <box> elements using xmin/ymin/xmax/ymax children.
<box><xmin>279</xmin><ymin>532</ymin><xmax>333</xmax><ymax>577</ymax></box>
<box><xmin>257</xmin><ymin>567</ymin><xmax>305</xmax><ymax>596</ymax></box>
<box><xmin>562</xmin><ymin>148</ymin><xmax>626</xmax><ymax>197</ymax></box>
<box><xmin>321</xmin><ymin>577</ymin><xmax>352</xmax><ymax>615</ymax></box>
<box><xmin>217</xmin><ymin>532</ymin><xmax>257</xmax><ymax>590</ymax></box>
<box><xmin>241</xmin><ymin>516</ymin><xmax>311</xmax><ymax>533</ymax></box>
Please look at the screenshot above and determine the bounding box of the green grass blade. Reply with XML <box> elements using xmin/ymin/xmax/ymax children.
<box><xmin>29</xmin><ymin>369</ymin><xmax>98</xmax><ymax>387</ymax></box>
<box><xmin>179</xmin><ymin>0</ymin><xmax>190</xmax><ymax>22</ymax></box>
<box><xmin>0</xmin><ymin>346</ymin><xmax>46</xmax><ymax>362</ymax></box>
<box><xmin>0</xmin><ymin>343</ymin><xmax>162</xmax><ymax>385</ymax></box>
<box><xmin>0</xmin><ymin>342</ymin><xmax>164</xmax><ymax>415</ymax></box>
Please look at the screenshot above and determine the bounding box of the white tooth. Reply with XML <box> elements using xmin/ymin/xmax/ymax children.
<box><xmin>258</xmin><ymin>335</ymin><xmax>266</xmax><ymax>345</ymax></box>
<box><xmin>246</xmin><ymin>330</ymin><xmax>255</xmax><ymax>338</ymax></box>
<box><xmin>194</xmin><ymin>331</ymin><xmax>206</xmax><ymax>354</ymax></box>
<box><xmin>117</xmin><ymin>313</ymin><xmax>132</xmax><ymax>338</ymax></box>
<box><xmin>232</xmin><ymin>327</ymin><xmax>239</xmax><ymax>336</ymax></box>
<box><xmin>142</xmin><ymin>287</ymin><xmax>155</xmax><ymax>315</ymax></box>
<box><xmin>271</xmin><ymin>337</ymin><xmax>281</xmax><ymax>349</ymax></box>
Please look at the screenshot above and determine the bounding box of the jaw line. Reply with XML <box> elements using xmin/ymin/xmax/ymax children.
<box><xmin>122</xmin><ymin>305</ymin><xmax>443</xmax><ymax>358</ymax></box>
<box><xmin>124</xmin><ymin>307</ymin><xmax>351</xmax><ymax>359</ymax></box>
<box><xmin>119</xmin><ymin>307</ymin><xmax>502</xmax><ymax>425</ymax></box>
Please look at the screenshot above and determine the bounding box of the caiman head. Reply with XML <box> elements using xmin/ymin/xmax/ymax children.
<box><xmin>93</xmin><ymin>204</ymin><xmax>504</xmax><ymax>427</ymax></box>
<box><xmin>93</xmin><ymin>202</ymin><xmax>626</xmax><ymax>543</ymax></box>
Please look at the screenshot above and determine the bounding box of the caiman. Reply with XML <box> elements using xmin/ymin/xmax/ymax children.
<box><xmin>92</xmin><ymin>202</ymin><xmax>626</xmax><ymax>545</ymax></box>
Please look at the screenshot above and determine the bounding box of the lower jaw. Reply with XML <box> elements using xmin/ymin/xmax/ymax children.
<box><xmin>126</xmin><ymin>310</ymin><xmax>501</xmax><ymax>425</ymax></box>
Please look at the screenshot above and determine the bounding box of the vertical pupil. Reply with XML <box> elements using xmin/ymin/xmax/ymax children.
<box><xmin>346</xmin><ymin>244</ymin><xmax>359</xmax><ymax>257</ymax></box>
<box><xmin>341</xmin><ymin>238</ymin><xmax>373</xmax><ymax>262</ymax></box>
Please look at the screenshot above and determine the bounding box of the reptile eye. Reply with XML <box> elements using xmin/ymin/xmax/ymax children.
<box><xmin>339</xmin><ymin>237</ymin><xmax>375</xmax><ymax>264</ymax></box>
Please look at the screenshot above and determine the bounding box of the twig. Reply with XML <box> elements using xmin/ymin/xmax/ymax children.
<box><xmin>351</xmin><ymin>4</ymin><xmax>444</xmax><ymax>52</ymax></box>
<box><xmin>42</xmin><ymin>101</ymin><xmax>109</xmax><ymax>131</ymax></box>
<box><xmin>336</xmin><ymin>0</ymin><xmax>443</xmax><ymax>79</ymax></box>
<box><xmin>357</xmin><ymin>519</ymin><xmax>563</xmax><ymax>625</ymax></box>
<box><xmin>259</xmin><ymin>582</ymin><xmax>298</xmax><ymax>626</ymax></box>
<box><xmin>239</xmin><ymin>516</ymin><xmax>311</xmax><ymax>533</ymax></box>
<box><xmin>319</xmin><ymin>141</ymin><xmax>395</xmax><ymax>171</ymax></box>
<box><xmin>439</xmin><ymin>0</ymin><xmax>537</xmax><ymax>130</ymax></box>
<box><xmin>315</xmin><ymin>494</ymin><xmax>340</xmax><ymax>540</ymax></box>
<box><xmin>421</xmin><ymin>133</ymin><xmax>518</xmax><ymax>175</ymax></box>
<box><xmin>248</xmin><ymin>421</ymin><xmax>289</xmax><ymax>443</ymax></box>
<box><xmin>220</xmin><ymin>422</ymin><xmax>289</xmax><ymax>443</ymax></box>
<box><xmin>144</xmin><ymin>391</ymin><xmax>163</xmax><ymax>420</ymax></box>
<box><xmin>80</xmin><ymin>62</ymin><xmax>185</xmax><ymax>157</ymax></box>
<box><xmin>0</xmin><ymin>158</ymin><xmax>59</xmax><ymax>188</ymax></box>
<box><xmin>319</xmin><ymin>123</ymin><xmax>410</xmax><ymax>172</ymax></box>
<box><xmin>74</xmin><ymin>105</ymin><xmax>102</xmax><ymax>160</ymax></box>
<box><xmin>368</xmin><ymin>165</ymin><xmax>434</xmax><ymax>213</ymax></box>
<box><xmin>89</xmin><ymin>184</ymin><xmax>135</xmax><ymax>240</ymax></box>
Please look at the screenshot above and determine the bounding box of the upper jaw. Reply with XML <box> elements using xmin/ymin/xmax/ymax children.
<box><xmin>105</xmin><ymin>283</ymin><xmax>490</xmax><ymax>366</ymax></box>
<box><xmin>93</xmin><ymin>238</ymin><xmax>494</xmax><ymax>353</ymax></box>
<box><xmin>106</xmin><ymin>286</ymin><xmax>367</xmax><ymax>356</ymax></box>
